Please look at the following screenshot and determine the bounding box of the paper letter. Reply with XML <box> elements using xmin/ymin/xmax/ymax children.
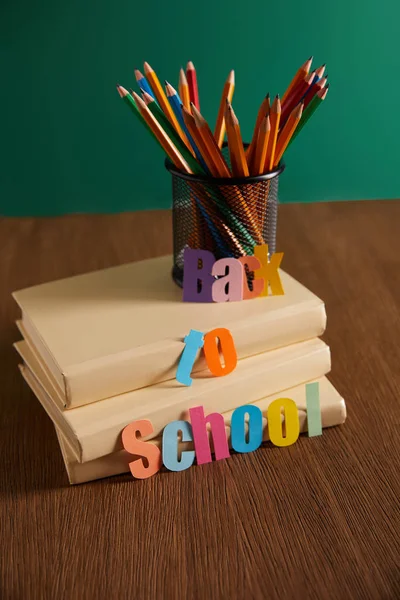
<box><xmin>238</xmin><ymin>256</ymin><xmax>265</xmax><ymax>299</ymax></box>
<box><xmin>176</xmin><ymin>329</ymin><xmax>204</xmax><ymax>386</ymax></box>
<box><xmin>189</xmin><ymin>405</ymin><xmax>230</xmax><ymax>465</ymax></box>
<box><xmin>122</xmin><ymin>420</ymin><xmax>162</xmax><ymax>479</ymax></box>
<box><xmin>203</xmin><ymin>327</ymin><xmax>237</xmax><ymax>377</ymax></box>
<box><xmin>254</xmin><ymin>244</ymin><xmax>284</xmax><ymax>296</ymax></box>
<box><xmin>231</xmin><ymin>405</ymin><xmax>263</xmax><ymax>453</ymax></box>
<box><xmin>162</xmin><ymin>420</ymin><xmax>195</xmax><ymax>472</ymax></box>
<box><xmin>211</xmin><ymin>258</ymin><xmax>244</xmax><ymax>302</ymax></box>
<box><xmin>183</xmin><ymin>248</ymin><xmax>215</xmax><ymax>302</ymax></box>
<box><xmin>306</xmin><ymin>382</ymin><xmax>322</xmax><ymax>437</ymax></box>
<box><xmin>267</xmin><ymin>398</ymin><xmax>300</xmax><ymax>447</ymax></box>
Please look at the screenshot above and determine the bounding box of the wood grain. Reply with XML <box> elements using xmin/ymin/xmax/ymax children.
<box><xmin>1</xmin><ymin>202</ymin><xmax>399</xmax><ymax>600</ymax></box>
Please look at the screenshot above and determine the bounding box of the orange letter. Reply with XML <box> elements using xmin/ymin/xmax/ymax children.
<box><xmin>122</xmin><ymin>419</ymin><xmax>162</xmax><ymax>479</ymax></box>
<box><xmin>238</xmin><ymin>255</ymin><xmax>265</xmax><ymax>299</ymax></box>
<box><xmin>203</xmin><ymin>328</ymin><xmax>237</xmax><ymax>377</ymax></box>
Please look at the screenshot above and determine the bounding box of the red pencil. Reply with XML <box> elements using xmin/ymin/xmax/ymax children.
<box><xmin>186</xmin><ymin>61</ymin><xmax>200</xmax><ymax>110</ymax></box>
<box><xmin>280</xmin><ymin>73</ymin><xmax>314</xmax><ymax>124</ymax></box>
<box><xmin>303</xmin><ymin>76</ymin><xmax>327</xmax><ymax>110</ymax></box>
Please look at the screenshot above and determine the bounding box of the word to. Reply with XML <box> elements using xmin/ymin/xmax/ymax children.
<box><xmin>177</xmin><ymin>328</ymin><xmax>236</xmax><ymax>386</ymax></box>
<box><xmin>122</xmin><ymin>382</ymin><xmax>322</xmax><ymax>479</ymax></box>
<box><xmin>183</xmin><ymin>244</ymin><xmax>284</xmax><ymax>303</ymax></box>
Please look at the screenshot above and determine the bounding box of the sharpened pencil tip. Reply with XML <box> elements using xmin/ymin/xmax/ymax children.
<box><xmin>187</xmin><ymin>61</ymin><xmax>195</xmax><ymax>70</ymax></box>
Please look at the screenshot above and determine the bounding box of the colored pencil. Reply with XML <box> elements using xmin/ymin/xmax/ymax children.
<box><xmin>186</xmin><ymin>61</ymin><xmax>200</xmax><ymax>110</ymax></box>
<box><xmin>253</xmin><ymin>115</ymin><xmax>271</xmax><ymax>176</ymax></box>
<box><xmin>224</xmin><ymin>102</ymin><xmax>249</xmax><ymax>178</ymax></box>
<box><xmin>134</xmin><ymin>69</ymin><xmax>156</xmax><ymax>101</ymax></box>
<box><xmin>191</xmin><ymin>104</ymin><xmax>231</xmax><ymax>178</ymax></box>
<box><xmin>247</xmin><ymin>94</ymin><xmax>270</xmax><ymax>171</ymax></box>
<box><xmin>314</xmin><ymin>64</ymin><xmax>326</xmax><ymax>79</ymax></box>
<box><xmin>214</xmin><ymin>70</ymin><xmax>235</xmax><ymax>148</ymax></box>
<box><xmin>273</xmin><ymin>102</ymin><xmax>304</xmax><ymax>167</ymax></box>
<box><xmin>140</xmin><ymin>90</ymin><xmax>202</xmax><ymax>174</ymax></box>
<box><xmin>303</xmin><ymin>76</ymin><xmax>327</xmax><ymax>110</ymax></box>
<box><xmin>281</xmin><ymin>56</ymin><xmax>313</xmax><ymax>104</ymax></box>
<box><xmin>117</xmin><ymin>85</ymin><xmax>155</xmax><ymax>138</ymax></box>
<box><xmin>288</xmin><ymin>86</ymin><xmax>329</xmax><ymax>147</ymax></box>
<box><xmin>280</xmin><ymin>72</ymin><xmax>313</xmax><ymax>124</ymax></box>
<box><xmin>265</xmin><ymin>95</ymin><xmax>281</xmax><ymax>171</ymax></box>
<box><xmin>131</xmin><ymin>91</ymin><xmax>193</xmax><ymax>173</ymax></box>
<box><xmin>179</xmin><ymin>68</ymin><xmax>191</xmax><ymax>111</ymax></box>
<box><xmin>164</xmin><ymin>81</ymin><xmax>206</xmax><ymax>169</ymax></box>
<box><xmin>182</xmin><ymin>106</ymin><xmax>221</xmax><ymax>177</ymax></box>
<box><xmin>143</xmin><ymin>62</ymin><xmax>187</xmax><ymax>141</ymax></box>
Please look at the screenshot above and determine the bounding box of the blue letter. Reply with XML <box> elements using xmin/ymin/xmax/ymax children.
<box><xmin>231</xmin><ymin>405</ymin><xmax>263</xmax><ymax>453</ymax></box>
<box><xmin>176</xmin><ymin>329</ymin><xmax>204</xmax><ymax>386</ymax></box>
<box><xmin>306</xmin><ymin>382</ymin><xmax>322</xmax><ymax>437</ymax></box>
<box><xmin>162</xmin><ymin>420</ymin><xmax>195</xmax><ymax>472</ymax></box>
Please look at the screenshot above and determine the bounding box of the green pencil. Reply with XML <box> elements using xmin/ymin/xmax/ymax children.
<box><xmin>288</xmin><ymin>86</ymin><xmax>329</xmax><ymax>147</ymax></box>
<box><xmin>139</xmin><ymin>90</ymin><xmax>204</xmax><ymax>175</ymax></box>
<box><xmin>117</xmin><ymin>85</ymin><xmax>155</xmax><ymax>136</ymax></box>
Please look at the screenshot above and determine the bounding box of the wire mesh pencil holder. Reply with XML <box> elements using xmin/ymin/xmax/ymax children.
<box><xmin>166</xmin><ymin>146</ymin><xmax>284</xmax><ymax>287</ymax></box>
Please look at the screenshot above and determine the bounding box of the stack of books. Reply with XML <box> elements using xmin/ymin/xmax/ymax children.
<box><xmin>13</xmin><ymin>255</ymin><xmax>346</xmax><ymax>484</ymax></box>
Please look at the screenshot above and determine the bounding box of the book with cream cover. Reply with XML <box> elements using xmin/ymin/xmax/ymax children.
<box><xmin>13</xmin><ymin>255</ymin><xmax>327</xmax><ymax>409</ymax></box>
<box><xmin>16</xmin><ymin>336</ymin><xmax>331</xmax><ymax>463</ymax></box>
<box><xmin>47</xmin><ymin>376</ymin><xmax>346</xmax><ymax>485</ymax></box>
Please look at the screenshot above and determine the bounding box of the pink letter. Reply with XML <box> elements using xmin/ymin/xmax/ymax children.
<box><xmin>189</xmin><ymin>405</ymin><xmax>230</xmax><ymax>465</ymax></box>
<box><xmin>211</xmin><ymin>258</ymin><xmax>243</xmax><ymax>302</ymax></box>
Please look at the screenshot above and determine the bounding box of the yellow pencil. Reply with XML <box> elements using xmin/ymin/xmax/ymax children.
<box><xmin>191</xmin><ymin>103</ymin><xmax>231</xmax><ymax>177</ymax></box>
<box><xmin>281</xmin><ymin>56</ymin><xmax>313</xmax><ymax>104</ymax></box>
<box><xmin>143</xmin><ymin>61</ymin><xmax>189</xmax><ymax>146</ymax></box>
<box><xmin>253</xmin><ymin>115</ymin><xmax>271</xmax><ymax>176</ymax></box>
<box><xmin>214</xmin><ymin>70</ymin><xmax>235</xmax><ymax>148</ymax></box>
<box><xmin>179</xmin><ymin>68</ymin><xmax>191</xmax><ymax>111</ymax></box>
<box><xmin>247</xmin><ymin>94</ymin><xmax>270</xmax><ymax>171</ymax></box>
<box><xmin>225</xmin><ymin>102</ymin><xmax>249</xmax><ymax>178</ymax></box>
<box><xmin>273</xmin><ymin>102</ymin><xmax>304</xmax><ymax>167</ymax></box>
<box><xmin>265</xmin><ymin>95</ymin><xmax>281</xmax><ymax>171</ymax></box>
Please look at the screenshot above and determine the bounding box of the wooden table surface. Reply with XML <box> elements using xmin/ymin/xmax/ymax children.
<box><xmin>1</xmin><ymin>201</ymin><xmax>399</xmax><ymax>600</ymax></box>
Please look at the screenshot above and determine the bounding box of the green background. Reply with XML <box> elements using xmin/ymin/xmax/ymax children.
<box><xmin>1</xmin><ymin>0</ymin><xmax>399</xmax><ymax>216</ymax></box>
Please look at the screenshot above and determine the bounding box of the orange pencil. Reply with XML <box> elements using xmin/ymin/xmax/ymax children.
<box><xmin>281</xmin><ymin>72</ymin><xmax>314</xmax><ymax>124</ymax></box>
<box><xmin>182</xmin><ymin>106</ymin><xmax>220</xmax><ymax>177</ymax></box>
<box><xmin>281</xmin><ymin>56</ymin><xmax>313</xmax><ymax>104</ymax></box>
<box><xmin>131</xmin><ymin>91</ymin><xmax>193</xmax><ymax>174</ymax></box>
<box><xmin>224</xmin><ymin>102</ymin><xmax>249</xmax><ymax>178</ymax></box>
<box><xmin>273</xmin><ymin>102</ymin><xmax>304</xmax><ymax>167</ymax></box>
<box><xmin>186</xmin><ymin>61</ymin><xmax>200</xmax><ymax>109</ymax></box>
<box><xmin>143</xmin><ymin>62</ymin><xmax>188</xmax><ymax>143</ymax></box>
<box><xmin>214</xmin><ymin>70</ymin><xmax>235</xmax><ymax>148</ymax></box>
<box><xmin>246</xmin><ymin>94</ymin><xmax>270</xmax><ymax>168</ymax></box>
<box><xmin>179</xmin><ymin>68</ymin><xmax>191</xmax><ymax>111</ymax></box>
<box><xmin>252</xmin><ymin>115</ymin><xmax>271</xmax><ymax>175</ymax></box>
<box><xmin>265</xmin><ymin>95</ymin><xmax>281</xmax><ymax>171</ymax></box>
<box><xmin>191</xmin><ymin>103</ymin><xmax>231</xmax><ymax>177</ymax></box>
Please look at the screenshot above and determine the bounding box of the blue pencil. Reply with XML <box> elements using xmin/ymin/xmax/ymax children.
<box><xmin>165</xmin><ymin>81</ymin><xmax>209</xmax><ymax>172</ymax></box>
<box><xmin>134</xmin><ymin>69</ymin><xmax>156</xmax><ymax>101</ymax></box>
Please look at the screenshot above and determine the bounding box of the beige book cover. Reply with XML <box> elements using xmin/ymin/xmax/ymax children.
<box><xmin>51</xmin><ymin>376</ymin><xmax>346</xmax><ymax>484</ymax></box>
<box><xmin>13</xmin><ymin>255</ymin><xmax>326</xmax><ymax>409</ymax></box>
<box><xmin>16</xmin><ymin>336</ymin><xmax>331</xmax><ymax>463</ymax></box>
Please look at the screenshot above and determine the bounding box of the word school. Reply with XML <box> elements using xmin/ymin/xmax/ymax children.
<box><xmin>183</xmin><ymin>244</ymin><xmax>284</xmax><ymax>302</ymax></box>
<box><xmin>121</xmin><ymin>382</ymin><xmax>322</xmax><ymax>479</ymax></box>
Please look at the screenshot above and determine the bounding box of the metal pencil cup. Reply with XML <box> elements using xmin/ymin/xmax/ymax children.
<box><xmin>166</xmin><ymin>149</ymin><xmax>284</xmax><ymax>287</ymax></box>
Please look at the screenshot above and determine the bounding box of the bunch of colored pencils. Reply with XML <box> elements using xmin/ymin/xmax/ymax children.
<box><xmin>117</xmin><ymin>58</ymin><xmax>328</xmax><ymax>256</ymax></box>
<box><xmin>117</xmin><ymin>58</ymin><xmax>328</xmax><ymax>178</ymax></box>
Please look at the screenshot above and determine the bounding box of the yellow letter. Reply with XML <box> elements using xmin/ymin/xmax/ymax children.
<box><xmin>254</xmin><ymin>244</ymin><xmax>284</xmax><ymax>296</ymax></box>
<box><xmin>267</xmin><ymin>398</ymin><xmax>299</xmax><ymax>446</ymax></box>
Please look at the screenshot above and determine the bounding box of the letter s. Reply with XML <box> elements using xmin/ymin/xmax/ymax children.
<box><xmin>122</xmin><ymin>420</ymin><xmax>162</xmax><ymax>479</ymax></box>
